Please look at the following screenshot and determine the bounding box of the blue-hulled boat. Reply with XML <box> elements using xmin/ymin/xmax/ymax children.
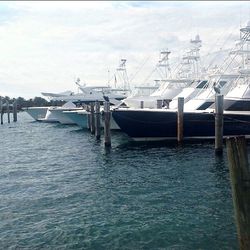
<box><xmin>112</xmin><ymin>22</ymin><xmax>250</xmax><ymax>141</ymax></box>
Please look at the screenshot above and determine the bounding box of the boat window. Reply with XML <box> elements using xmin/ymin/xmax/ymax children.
<box><xmin>218</xmin><ymin>81</ymin><xmax>227</xmax><ymax>88</ymax></box>
<box><xmin>197</xmin><ymin>101</ymin><xmax>214</xmax><ymax>110</ymax></box>
<box><xmin>196</xmin><ymin>80</ymin><xmax>208</xmax><ymax>89</ymax></box>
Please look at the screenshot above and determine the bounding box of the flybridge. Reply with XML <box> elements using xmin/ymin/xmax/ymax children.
<box><xmin>41</xmin><ymin>90</ymin><xmax>74</xmax><ymax>97</ymax></box>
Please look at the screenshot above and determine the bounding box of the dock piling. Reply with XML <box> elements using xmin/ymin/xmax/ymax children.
<box><xmin>90</xmin><ymin>102</ymin><xmax>95</xmax><ymax>134</ymax></box>
<box><xmin>140</xmin><ymin>101</ymin><xmax>144</xmax><ymax>109</ymax></box>
<box><xmin>226</xmin><ymin>136</ymin><xmax>250</xmax><ymax>250</ymax></box>
<box><xmin>0</xmin><ymin>97</ymin><xmax>3</xmax><ymax>125</ymax></box>
<box><xmin>157</xmin><ymin>99</ymin><xmax>162</xmax><ymax>109</ymax></box>
<box><xmin>6</xmin><ymin>101</ymin><xmax>10</xmax><ymax>123</ymax></box>
<box><xmin>95</xmin><ymin>101</ymin><xmax>101</xmax><ymax>140</ymax></box>
<box><xmin>104</xmin><ymin>101</ymin><xmax>111</xmax><ymax>147</ymax></box>
<box><xmin>215</xmin><ymin>94</ymin><xmax>224</xmax><ymax>155</ymax></box>
<box><xmin>13</xmin><ymin>100</ymin><xmax>17</xmax><ymax>122</ymax></box>
<box><xmin>86</xmin><ymin>105</ymin><xmax>91</xmax><ymax>130</ymax></box>
<box><xmin>177</xmin><ymin>97</ymin><xmax>184</xmax><ymax>142</ymax></box>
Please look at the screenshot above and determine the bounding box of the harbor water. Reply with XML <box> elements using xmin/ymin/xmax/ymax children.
<box><xmin>0</xmin><ymin>112</ymin><xmax>239</xmax><ymax>249</ymax></box>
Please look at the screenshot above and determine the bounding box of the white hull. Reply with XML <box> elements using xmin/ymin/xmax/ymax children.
<box><xmin>49</xmin><ymin>108</ymin><xmax>82</xmax><ymax>124</ymax></box>
<box><xmin>63</xmin><ymin>109</ymin><xmax>121</xmax><ymax>130</ymax></box>
<box><xmin>25</xmin><ymin>107</ymin><xmax>49</xmax><ymax>120</ymax></box>
<box><xmin>37</xmin><ymin>109</ymin><xmax>59</xmax><ymax>123</ymax></box>
<box><xmin>63</xmin><ymin>110</ymin><xmax>89</xmax><ymax>128</ymax></box>
<box><xmin>101</xmin><ymin>114</ymin><xmax>121</xmax><ymax>130</ymax></box>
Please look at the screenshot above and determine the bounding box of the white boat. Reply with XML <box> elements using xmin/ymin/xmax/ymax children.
<box><xmin>48</xmin><ymin>101</ymin><xmax>82</xmax><ymax>125</ymax></box>
<box><xmin>29</xmin><ymin>80</ymin><xmax>129</xmax><ymax>124</ymax></box>
<box><xmin>124</xmin><ymin>79</ymin><xmax>194</xmax><ymax>109</ymax></box>
<box><xmin>25</xmin><ymin>90</ymin><xmax>74</xmax><ymax>121</ymax></box>
<box><xmin>224</xmin><ymin>83</ymin><xmax>250</xmax><ymax>110</ymax></box>
<box><xmin>123</xmin><ymin>35</ymin><xmax>203</xmax><ymax>108</ymax></box>
<box><xmin>222</xmin><ymin>23</ymin><xmax>250</xmax><ymax>111</ymax></box>
<box><xmin>183</xmin><ymin>74</ymin><xmax>239</xmax><ymax>111</ymax></box>
<box><xmin>50</xmin><ymin>76</ymin><xmax>130</xmax><ymax>104</ymax></box>
<box><xmin>63</xmin><ymin>106</ymin><xmax>121</xmax><ymax>130</ymax></box>
<box><xmin>50</xmin><ymin>85</ymin><xmax>127</xmax><ymax>104</ymax></box>
<box><xmin>169</xmin><ymin>80</ymin><xmax>208</xmax><ymax>109</ymax></box>
<box><xmin>183</xmin><ymin>22</ymin><xmax>250</xmax><ymax>112</ymax></box>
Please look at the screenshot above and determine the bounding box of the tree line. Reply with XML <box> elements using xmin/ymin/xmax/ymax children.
<box><xmin>0</xmin><ymin>96</ymin><xmax>65</xmax><ymax>110</ymax></box>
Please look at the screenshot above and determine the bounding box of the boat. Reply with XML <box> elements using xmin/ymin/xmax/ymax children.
<box><xmin>51</xmin><ymin>85</ymin><xmax>127</xmax><ymax>104</ymax></box>
<box><xmin>169</xmin><ymin>79</ymin><xmax>208</xmax><ymax>109</ymax></box>
<box><xmin>47</xmin><ymin>85</ymin><xmax>129</xmax><ymax>125</ymax></box>
<box><xmin>112</xmin><ymin>22</ymin><xmax>250</xmax><ymax>141</ymax></box>
<box><xmin>50</xmin><ymin>64</ymin><xmax>131</xmax><ymax>105</ymax></box>
<box><xmin>123</xmin><ymin>35</ymin><xmax>203</xmax><ymax>108</ymax></box>
<box><xmin>182</xmin><ymin>73</ymin><xmax>238</xmax><ymax>111</ymax></box>
<box><xmin>25</xmin><ymin>90</ymin><xmax>74</xmax><ymax>121</ymax></box>
<box><xmin>62</xmin><ymin>106</ymin><xmax>121</xmax><ymax>130</ymax></box>
<box><xmin>25</xmin><ymin>72</ymin><xmax>129</xmax><ymax>122</ymax></box>
<box><xmin>48</xmin><ymin>64</ymin><xmax>131</xmax><ymax>126</ymax></box>
<box><xmin>222</xmin><ymin>23</ymin><xmax>250</xmax><ymax>111</ymax></box>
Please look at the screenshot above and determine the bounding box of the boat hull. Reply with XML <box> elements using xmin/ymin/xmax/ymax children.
<box><xmin>25</xmin><ymin>107</ymin><xmax>49</xmax><ymax>120</ymax></box>
<box><xmin>49</xmin><ymin>108</ymin><xmax>81</xmax><ymax>124</ymax></box>
<box><xmin>224</xmin><ymin>99</ymin><xmax>250</xmax><ymax>111</ymax></box>
<box><xmin>63</xmin><ymin>111</ymin><xmax>89</xmax><ymax>128</ymax></box>
<box><xmin>62</xmin><ymin>110</ymin><xmax>121</xmax><ymax>130</ymax></box>
<box><xmin>112</xmin><ymin>109</ymin><xmax>250</xmax><ymax>141</ymax></box>
<box><xmin>37</xmin><ymin>109</ymin><xmax>59</xmax><ymax>123</ymax></box>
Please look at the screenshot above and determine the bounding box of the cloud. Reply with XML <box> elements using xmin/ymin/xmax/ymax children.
<box><xmin>0</xmin><ymin>1</ymin><xmax>249</xmax><ymax>98</ymax></box>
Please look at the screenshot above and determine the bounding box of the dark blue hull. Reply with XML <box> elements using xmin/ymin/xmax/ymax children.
<box><xmin>224</xmin><ymin>99</ymin><xmax>250</xmax><ymax>111</ymax></box>
<box><xmin>112</xmin><ymin>109</ymin><xmax>250</xmax><ymax>141</ymax></box>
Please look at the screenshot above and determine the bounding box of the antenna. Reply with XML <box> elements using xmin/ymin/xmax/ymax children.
<box><xmin>116</xmin><ymin>59</ymin><xmax>130</xmax><ymax>92</ymax></box>
<box><xmin>114</xmin><ymin>74</ymin><xmax>117</xmax><ymax>88</ymax></box>
<box><xmin>176</xmin><ymin>35</ymin><xmax>202</xmax><ymax>80</ymax></box>
<box><xmin>117</xmin><ymin>59</ymin><xmax>127</xmax><ymax>70</ymax></box>
<box><xmin>75</xmin><ymin>77</ymin><xmax>81</xmax><ymax>87</ymax></box>
<box><xmin>107</xmin><ymin>69</ymin><xmax>110</xmax><ymax>86</ymax></box>
<box><xmin>156</xmin><ymin>49</ymin><xmax>171</xmax><ymax>80</ymax></box>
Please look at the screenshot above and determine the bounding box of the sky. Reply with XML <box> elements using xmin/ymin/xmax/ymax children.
<box><xmin>0</xmin><ymin>1</ymin><xmax>250</xmax><ymax>98</ymax></box>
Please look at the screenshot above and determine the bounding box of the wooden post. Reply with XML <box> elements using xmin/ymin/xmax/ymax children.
<box><xmin>157</xmin><ymin>99</ymin><xmax>162</xmax><ymax>109</ymax></box>
<box><xmin>95</xmin><ymin>101</ymin><xmax>101</xmax><ymax>140</ymax></box>
<box><xmin>140</xmin><ymin>100</ymin><xmax>144</xmax><ymax>109</ymax></box>
<box><xmin>86</xmin><ymin>105</ymin><xmax>91</xmax><ymax>130</ymax></box>
<box><xmin>215</xmin><ymin>94</ymin><xmax>224</xmax><ymax>155</ymax></box>
<box><xmin>226</xmin><ymin>136</ymin><xmax>250</xmax><ymax>250</ymax></box>
<box><xmin>104</xmin><ymin>101</ymin><xmax>111</xmax><ymax>147</ymax></box>
<box><xmin>90</xmin><ymin>102</ymin><xmax>95</xmax><ymax>134</ymax></box>
<box><xmin>13</xmin><ymin>100</ymin><xmax>17</xmax><ymax>122</ymax></box>
<box><xmin>0</xmin><ymin>97</ymin><xmax>3</xmax><ymax>125</ymax></box>
<box><xmin>177</xmin><ymin>97</ymin><xmax>184</xmax><ymax>142</ymax></box>
<box><xmin>6</xmin><ymin>101</ymin><xmax>10</xmax><ymax>123</ymax></box>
